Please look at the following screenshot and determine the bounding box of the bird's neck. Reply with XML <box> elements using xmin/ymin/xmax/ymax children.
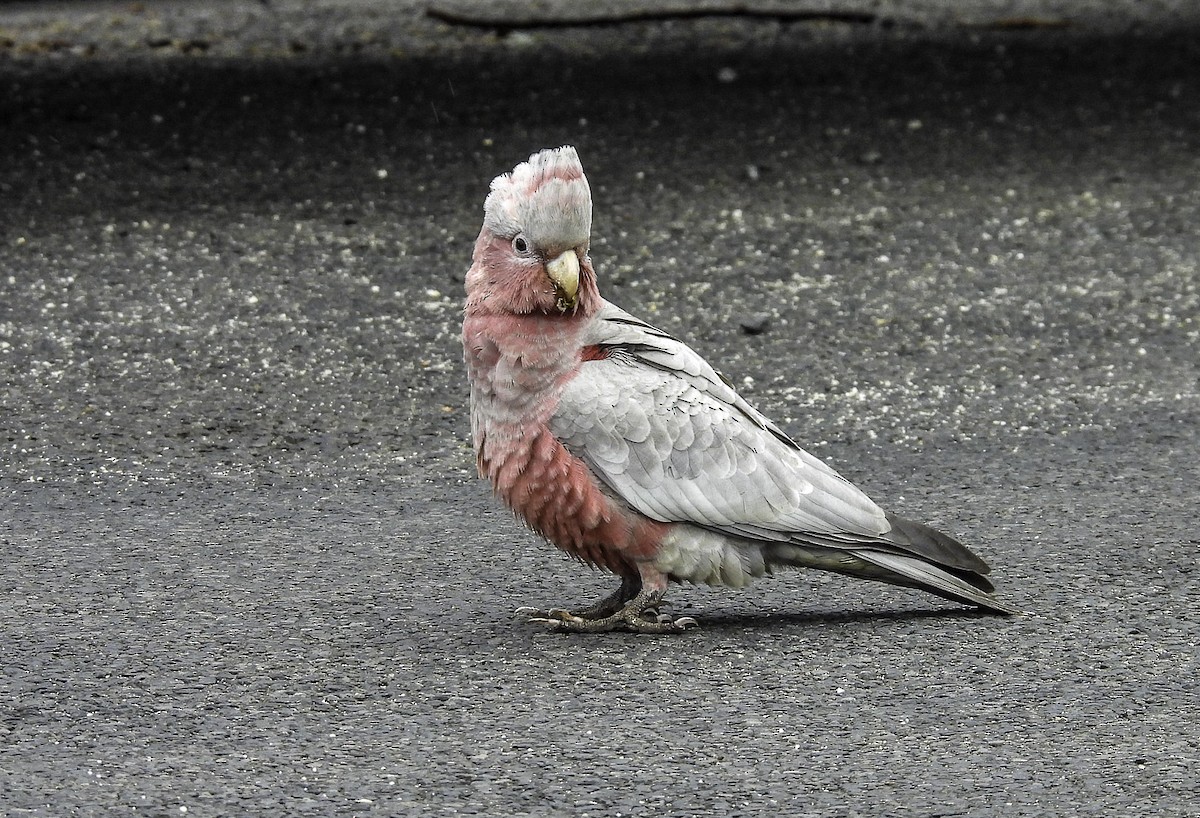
<box><xmin>464</xmin><ymin>309</ymin><xmax>589</xmax><ymax>430</ymax></box>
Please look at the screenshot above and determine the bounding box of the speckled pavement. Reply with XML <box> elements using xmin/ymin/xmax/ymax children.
<box><xmin>1</xmin><ymin>3</ymin><xmax>1198</xmax><ymax>816</ymax></box>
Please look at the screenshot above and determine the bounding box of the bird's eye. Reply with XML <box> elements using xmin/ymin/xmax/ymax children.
<box><xmin>512</xmin><ymin>235</ymin><xmax>529</xmax><ymax>254</ymax></box>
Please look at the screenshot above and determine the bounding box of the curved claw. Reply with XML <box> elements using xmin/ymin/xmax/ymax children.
<box><xmin>516</xmin><ymin>607</ymin><xmax>578</xmax><ymax>623</ymax></box>
<box><xmin>527</xmin><ymin>616</ymin><xmax>575</xmax><ymax>631</ymax></box>
<box><xmin>666</xmin><ymin>615</ymin><xmax>699</xmax><ymax>629</ymax></box>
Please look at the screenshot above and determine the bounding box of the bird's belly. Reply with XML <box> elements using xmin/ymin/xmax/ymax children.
<box><xmin>654</xmin><ymin>524</ymin><xmax>767</xmax><ymax>588</ymax></box>
<box><xmin>483</xmin><ymin>426</ymin><xmax>666</xmax><ymax>577</ymax></box>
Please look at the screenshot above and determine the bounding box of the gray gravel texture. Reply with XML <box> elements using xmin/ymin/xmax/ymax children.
<box><xmin>2</xmin><ymin>2</ymin><xmax>1199</xmax><ymax>817</ymax></box>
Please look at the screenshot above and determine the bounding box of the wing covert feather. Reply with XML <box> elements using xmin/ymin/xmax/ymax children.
<box><xmin>551</xmin><ymin>301</ymin><xmax>889</xmax><ymax>540</ymax></box>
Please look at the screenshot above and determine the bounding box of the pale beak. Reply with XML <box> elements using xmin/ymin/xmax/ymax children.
<box><xmin>545</xmin><ymin>250</ymin><xmax>580</xmax><ymax>311</ymax></box>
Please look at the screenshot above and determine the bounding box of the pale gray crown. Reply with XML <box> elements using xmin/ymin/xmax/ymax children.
<box><xmin>484</xmin><ymin>146</ymin><xmax>592</xmax><ymax>253</ymax></box>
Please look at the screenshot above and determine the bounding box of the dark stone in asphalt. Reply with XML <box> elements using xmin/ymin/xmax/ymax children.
<box><xmin>1</xmin><ymin>7</ymin><xmax>1198</xmax><ymax>817</ymax></box>
<box><xmin>739</xmin><ymin>313</ymin><xmax>772</xmax><ymax>335</ymax></box>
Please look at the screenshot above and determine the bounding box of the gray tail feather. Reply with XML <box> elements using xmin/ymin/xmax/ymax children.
<box><xmin>883</xmin><ymin>512</ymin><xmax>991</xmax><ymax>575</ymax></box>
<box><xmin>763</xmin><ymin>540</ymin><xmax>1021</xmax><ymax>615</ymax></box>
<box><xmin>853</xmin><ymin>549</ymin><xmax>1021</xmax><ymax>615</ymax></box>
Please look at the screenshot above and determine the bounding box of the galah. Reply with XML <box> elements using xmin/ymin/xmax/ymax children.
<box><xmin>462</xmin><ymin>146</ymin><xmax>1017</xmax><ymax>633</ymax></box>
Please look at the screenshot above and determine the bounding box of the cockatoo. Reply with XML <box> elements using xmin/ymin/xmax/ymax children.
<box><xmin>462</xmin><ymin>146</ymin><xmax>1017</xmax><ymax>633</ymax></box>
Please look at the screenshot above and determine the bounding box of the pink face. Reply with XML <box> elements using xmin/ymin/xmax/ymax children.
<box><xmin>466</xmin><ymin>229</ymin><xmax>596</xmax><ymax>318</ymax></box>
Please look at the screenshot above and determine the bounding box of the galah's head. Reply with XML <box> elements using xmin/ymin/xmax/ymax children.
<box><xmin>467</xmin><ymin>146</ymin><xmax>597</xmax><ymax>316</ymax></box>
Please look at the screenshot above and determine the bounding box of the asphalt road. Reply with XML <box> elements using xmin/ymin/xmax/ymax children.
<box><xmin>2</xmin><ymin>3</ymin><xmax>1199</xmax><ymax>816</ymax></box>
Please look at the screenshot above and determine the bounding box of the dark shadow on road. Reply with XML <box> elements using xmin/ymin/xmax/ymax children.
<box><xmin>681</xmin><ymin>605</ymin><xmax>1006</xmax><ymax>631</ymax></box>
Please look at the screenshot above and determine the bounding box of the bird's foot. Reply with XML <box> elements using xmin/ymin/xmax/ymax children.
<box><xmin>525</xmin><ymin>607</ymin><xmax>698</xmax><ymax>634</ymax></box>
<box><xmin>530</xmin><ymin>609</ymin><xmax>700</xmax><ymax>633</ymax></box>
<box><xmin>515</xmin><ymin>576</ymin><xmax>642</xmax><ymax>622</ymax></box>
<box><xmin>517</xmin><ymin>568</ymin><xmax>694</xmax><ymax>633</ymax></box>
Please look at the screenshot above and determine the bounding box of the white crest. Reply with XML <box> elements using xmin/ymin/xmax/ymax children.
<box><xmin>484</xmin><ymin>146</ymin><xmax>592</xmax><ymax>253</ymax></box>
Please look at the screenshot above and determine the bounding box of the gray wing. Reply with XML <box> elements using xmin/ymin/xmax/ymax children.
<box><xmin>550</xmin><ymin>301</ymin><xmax>891</xmax><ymax>542</ymax></box>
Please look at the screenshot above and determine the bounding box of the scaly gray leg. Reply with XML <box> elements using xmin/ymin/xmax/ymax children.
<box><xmin>516</xmin><ymin>574</ymin><xmax>641</xmax><ymax>622</ymax></box>
<box><xmin>520</xmin><ymin>566</ymin><xmax>697</xmax><ymax>634</ymax></box>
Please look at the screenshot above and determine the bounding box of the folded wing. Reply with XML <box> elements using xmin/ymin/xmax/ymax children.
<box><xmin>551</xmin><ymin>301</ymin><xmax>892</xmax><ymax>544</ymax></box>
